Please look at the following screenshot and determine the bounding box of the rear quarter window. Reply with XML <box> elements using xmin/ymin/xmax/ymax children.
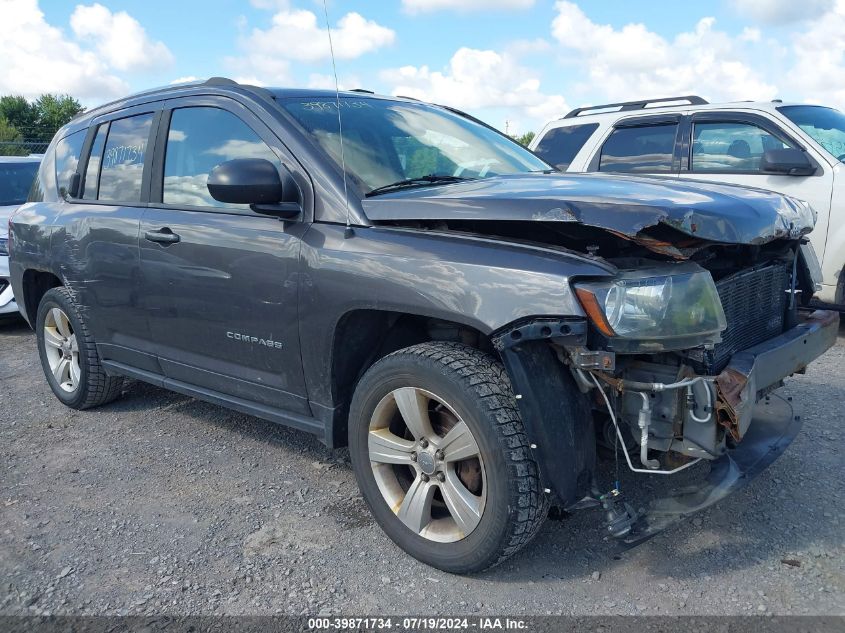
<box><xmin>54</xmin><ymin>129</ymin><xmax>86</xmax><ymax>199</ymax></box>
<box><xmin>533</xmin><ymin>123</ymin><xmax>599</xmax><ymax>170</ymax></box>
<box><xmin>599</xmin><ymin>123</ymin><xmax>678</xmax><ymax>173</ymax></box>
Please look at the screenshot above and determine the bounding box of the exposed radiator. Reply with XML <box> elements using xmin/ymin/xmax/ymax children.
<box><xmin>691</xmin><ymin>262</ymin><xmax>790</xmax><ymax>374</ymax></box>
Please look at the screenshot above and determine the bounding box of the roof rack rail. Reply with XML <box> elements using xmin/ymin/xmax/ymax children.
<box><xmin>70</xmin><ymin>76</ymin><xmax>275</xmax><ymax>124</ymax></box>
<box><xmin>204</xmin><ymin>76</ymin><xmax>239</xmax><ymax>86</ymax></box>
<box><xmin>563</xmin><ymin>95</ymin><xmax>708</xmax><ymax>119</ymax></box>
<box><xmin>350</xmin><ymin>88</ymin><xmax>374</xmax><ymax>94</ymax></box>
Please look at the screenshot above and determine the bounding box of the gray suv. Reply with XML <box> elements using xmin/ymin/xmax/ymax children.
<box><xmin>8</xmin><ymin>78</ymin><xmax>838</xmax><ymax>573</ymax></box>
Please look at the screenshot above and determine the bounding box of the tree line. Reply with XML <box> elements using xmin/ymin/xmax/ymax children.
<box><xmin>0</xmin><ymin>94</ymin><xmax>83</xmax><ymax>156</ymax></box>
<box><xmin>511</xmin><ymin>131</ymin><xmax>535</xmax><ymax>147</ymax></box>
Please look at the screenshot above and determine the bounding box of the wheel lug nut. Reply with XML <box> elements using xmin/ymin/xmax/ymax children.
<box><xmin>410</xmin><ymin>452</ymin><xmax>417</xmax><ymax>462</ymax></box>
<box><xmin>435</xmin><ymin>449</ymin><xmax>444</xmax><ymax>460</ymax></box>
<box><xmin>436</xmin><ymin>472</ymin><xmax>445</xmax><ymax>482</ymax></box>
<box><xmin>419</xmin><ymin>439</ymin><xmax>429</xmax><ymax>449</ymax></box>
<box><xmin>421</xmin><ymin>474</ymin><xmax>430</xmax><ymax>483</ymax></box>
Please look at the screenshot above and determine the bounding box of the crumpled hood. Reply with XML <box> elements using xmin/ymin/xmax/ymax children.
<box><xmin>361</xmin><ymin>172</ymin><xmax>815</xmax><ymax>245</ymax></box>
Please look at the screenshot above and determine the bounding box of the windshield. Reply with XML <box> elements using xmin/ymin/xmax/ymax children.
<box><xmin>778</xmin><ymin>105</ymin><xmax>845</xmax><ymax>161</ymax></box>
<box><xmin>0</xmin><ymin>162</ymin><xmax>39</xmax><ymax>207</ymax></box>
<box><xmin>279</xmin><ymin>97</ymin><xmax>550</xmax><ymax>195</ymax></box>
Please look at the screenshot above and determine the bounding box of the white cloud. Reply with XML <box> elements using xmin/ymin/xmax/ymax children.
<box><xmin>381</xmin><ymin>47</ymin><xmax>569</xmax><ymax>133</ymax></box>
<box><xmin>0</xmin><ymin>0</ymin><xmax>128</xmax><ymax>100</ymax></box>
<box><xmin>228</xmin><ymin>8</ymin><xmax>396</xmax><ymax>81</ymax></box>
<box><xmin>170</xmin><ymin>76</ymin><xmax>199</xmax><ymax>85</ymax></box>
<box><xmin>784</xmin><ymin>0</ymin><xmax>845</xmax><ymax>107</ymax></box>
<box><xmin>70</xmin><ymin>3</ymin><xmax>173</xmax><ymax>72</ymax></box>
<box><xmin>233</xmin><ymin>76</ymin><xmax>269</xmax><ymax>87</ymax></box>
<box><xmin>402</xmin><ymin>0</ymin><xmax>534</xmax><ymax>14</ymax></box>
<box><xmin>229</xmin><ymin>4</ymin><xmax>394</xmax><ymax>84</ymax></box>
<box><xmin>739</xmin><ymin>27</ymin><xmax>762</xmax><ymax>42</ymax></box>
<box><xmin>226</xmin><ymin>54</ymin><xmax>292</xmax><ymax>85</ymax></box>
<box><xmin>551</xmin><ymin>2</ymin><xmax>776</xmax><ymax>104</ymax></box>
<box><xmin>732</xmin><ymin>0</ymin><xmax>833</xmax><ymax>24</ymax></box>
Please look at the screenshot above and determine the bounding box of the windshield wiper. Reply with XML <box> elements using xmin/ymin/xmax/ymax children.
<box><xmin>366</xmin><ymin>174</ymin><xmax>473</xmax><ymax>197</ymax></box>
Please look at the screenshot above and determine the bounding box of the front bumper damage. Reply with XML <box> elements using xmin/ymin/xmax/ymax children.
<box><xmin>497</xmin><ymin>309</ymin><xmax>839</xmax><ymax>548</ymax></box>
<box><xmin>618</xmin><ymin>309</ymin><xmax>839</xmax><ymax>548</ymax></box>
<box><xmin>620</xmin><ymin>310</ymin><xmax>839</xmax><ymax>549</ymax></box>
<box><xmin>618</xmin><ymin>392</ymin><xmax>798</xmax><ymax>548</ymax></box>
<box><xmin>715</xmin><ymin>310</ymin><xmax>839</xmax><ymax>441</ymax></box>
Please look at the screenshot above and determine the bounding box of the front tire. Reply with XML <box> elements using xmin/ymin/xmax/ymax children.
<box><xmin>36</xmin><ymin>287</ymin><xmax>123</xmax><ymax>409</ymax></box>
<box><xmin>348</xmin><ymin>342</ymin><xmax>547</xmax><ymax>573</ymax></box>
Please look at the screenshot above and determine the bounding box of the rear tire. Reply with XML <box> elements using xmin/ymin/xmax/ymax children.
<box><xmin>349</xmin><ymin>342</ymin><xmax>547</xmax><ymax>573</ymax></box>
<box><xmin>36</xmin><ymin>287</ymin><xmax>123</xmax><ymax>409</ymax></box>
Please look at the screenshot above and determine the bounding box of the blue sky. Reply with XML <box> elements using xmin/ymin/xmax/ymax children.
<box><xmin>6</xmin><ymin>0</ymin><xmax>845</xmax><ymax>133</ymax></box>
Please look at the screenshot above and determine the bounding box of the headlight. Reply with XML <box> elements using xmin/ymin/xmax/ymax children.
<box><xmin>574</xmin><ymin>263</ymin><xmax>726</xmax><ymax>352</ymax></box>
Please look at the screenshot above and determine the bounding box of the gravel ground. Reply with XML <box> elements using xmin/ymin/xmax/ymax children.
<box><xmin>1</xmin><ymin>315</ymin><xmax>843</xmax><ymax>617</ymax></box>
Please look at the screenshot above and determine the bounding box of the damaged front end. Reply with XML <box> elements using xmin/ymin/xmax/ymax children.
<box><xmin>366</xmin><ymin>171</ymin><xmax>838</xmax><ymax>545</ymax></box>
<box><xmin>496</xmin><ymin>242</ymin><xmax>838</xmax><ymax>547</ymax></box>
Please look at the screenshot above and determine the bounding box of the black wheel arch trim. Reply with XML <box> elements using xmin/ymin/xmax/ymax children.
<box><xmin>493</xmin><ymin>336</ymin><xmax>596</xmax><ymax>507</ymax></box>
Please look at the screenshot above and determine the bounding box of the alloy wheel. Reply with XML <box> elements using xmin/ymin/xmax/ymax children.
<box><xmin>43</xmin><ymin>307</ymin><xmax>81</xmax><ymax>393</ymax></box>
<box><xmin>367</xmin><ymin>387</ymin><xmax>487</xmax><ymax>543</ymax></box>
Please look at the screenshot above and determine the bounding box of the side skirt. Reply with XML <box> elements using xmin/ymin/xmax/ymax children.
<box><xmin>101</xmin><ymin>360</ymin><xmax>328</xmax><ymax>445</ymax></box>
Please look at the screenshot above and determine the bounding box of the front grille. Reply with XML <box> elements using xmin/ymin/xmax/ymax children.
<box><xmin>0</xmin><ymin>279</ymin><xmax>7</xmax><ymax>295</ymax></box>
<box><xmin>692</xmin><ymin>262</ymin><xmax>790</xmax><ymax>374</ymax></box>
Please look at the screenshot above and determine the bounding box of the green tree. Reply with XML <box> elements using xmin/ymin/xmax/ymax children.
<box><xmin>0</xmin><ymin>116</ymin><xmax>28</xmax><ymax>156</ymax></box>
<box><xmin>0</xmin><ymin>96</ymin><xmax>37</xmax><ymax>137</ymax></box>
<box><xmin>33</xmin><ymin>94</ymin><xmax>83</xmax><ymax>140</ymax></box>
<box><xmin>511</xmin><ymin>131</ymin><xmax>536</xmax><ymax>147</ymax></box>
<box><xmin>0</xmin><ymin>94</ymin><xmax>83</xmax><ymax>143</ymax></box>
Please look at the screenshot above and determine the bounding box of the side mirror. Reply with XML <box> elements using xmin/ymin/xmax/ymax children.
<box><xmin>207</xmin><ymin>158</ymin><xmax>300</xmax><ymax>218</ymax></box>
<box><xmin>760</xmin><ymin>148</ymin><xmax>815</xmax><ymax>176</ymax></box>
<box><xmin>208</xmin><ymin>158</ymin><xmax>283</xmax><ymax>204</ymax></box>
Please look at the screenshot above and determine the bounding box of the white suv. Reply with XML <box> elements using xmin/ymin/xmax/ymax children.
<box><xmin>531</xmin><ymin>96</ymin><xmax>845</xmax><ymax>306</ymax></box>
<box><xmin>1</xmin><ymin>155</ymin><xmax>42</xmax><ymax>317</ymax></box>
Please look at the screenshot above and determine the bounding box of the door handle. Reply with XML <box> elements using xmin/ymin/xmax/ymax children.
<box><xmin>144</xmin><ymin>228</ymin><xmax>181</xmax><ymax>244</ymax></box>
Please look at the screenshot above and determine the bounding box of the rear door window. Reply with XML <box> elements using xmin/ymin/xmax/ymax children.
<box><xmin>534</xmin><ymin>123</ymin><xmax>599</xmax><ymax>170</ymax></box>
<box><xmin>599</xmin><ymin>123</ymin><xmax>678</xmax><ymax>173</ymax></box>
<box><xmin>97</xmin><ymin>113</ymin><xmax>154</xmax><ymax>202</ymax></box>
